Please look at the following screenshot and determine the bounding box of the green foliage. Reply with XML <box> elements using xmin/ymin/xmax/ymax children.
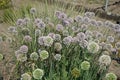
<box><xmin>0</xmin><ymin>0</ymin><xmax>12</xmax><ymax>9</ymax></box>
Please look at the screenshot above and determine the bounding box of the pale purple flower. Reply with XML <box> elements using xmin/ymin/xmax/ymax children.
<box><xmin>55</xmin><ymin>11</ymin><xmax>61</xmax><ymax>17</ymax></box>
<box><xmin>58</xmin><ymin>12</ymin><xmax>67</xmax><ymax>20</ymax></box>
<box><xmin>81</xmin><ymin>24</ymin><xmax>88</xmax><ymax>31</ymax></box>
<box><xmin>62</xmin><ymin>30</ymin><xmax>69</xmax><ymax>36</ymax></box>
<box><xmin>36</xmin><ymin>21</ymin><xmax>46</xmax><ymax>29</ymax></box>
<box><xmin>48</xmin><ymin>33</ymin><xmax>55</xmax><ymax>39</ymax></box>
<box><xmin>8</xmin><ymin>26</ymin><xmax>17</xmax><ymax>33</ymax></box>
<box><xmin>67</xmin><ymin>17</ymin><xmax>74</xmax><ymax>23</ymax></box>
<box><xmin>23</xmin><ymin>17</ymin><xmax>30</xmax><ymax>25</ymax></box>
<box><xmin>34</xmin><ymin>18</ymin><xmax>42</xmax><ymax>24</ymax></box>
<box><xmin>30</xmin><ymin>8</ymin><xmax>36</xmax><ymax>14</ymax></box>
<box><xmin>35</xmin><ymin>29</ymin><xmax>41</xmax><ymax>36</ymax></box>
<box><xmin>56</xmin><ymin>24</ymin><xmax>64</xmax><ymax>32</ymax></box>
<box><xmin>62</xmin><ymin>20</ymin><xmax>70</xmax><ymax>26</ymax></box>
<box><xmin>107</xmin><ymin>36</ymin><xmax>114</xmax><ymax>43</ymax></box>
<box><xmin>19</xmin><ymin>45</ymin><xmax>28</xmax><ymax>54</ymax></box>
<box><xmin>84</xmin><ymin>12</ymin><xmax>95</xmax><ymax>18</ymax></box>
<box><xmin>95</xmin><ymin>32</ymin><xmax>103</xmax><ymax>40</ymax></box>
<box><xmin>54</xmin><ymin>34</ymin><xmax>61</xmax><ymax>41</ymax></box>
<box><xmin>83</xmin><ymin>17</ymin><xmax>90</xmax><ymax>24</ymax></box>
<box><xmin>115</xmin><ymin>42</ymin><xmax>120</xmax><ymax>50</ymax></box>
<box><xmin>90</xmin><ymin>19</ymin><xmax>97</xmax><ymax>26</ymax></box>
<box><xmin>79</xmin><ymin>40</ymin><xmax>88</xmax><ymax>48</ymax></box>
<box><xmin>24</xmin><ymin>35</ymin><xmax>32</xmax><ymax>42</ymax></box>
<box><xmin>77</xmin><ymin>32</ymin><xmax>86</xmax><ymax>41</ymax></box>
<box><xmin>97</xmin><ymin>21</ymin><xmax>103</xmax><ymax>27</ymax></box>
<box><xmin>75</xmin><ymin>15</ymin><xmax>83</xmax><ymax>22</ymax></box>
<box><xmin>38</xmin><ymin>36</ymin><xmax>45</xmax><ymax>45</ymax></box>
<box><xmin>16</xmin><ymin>19</ymin><xmax>23</xmax><ymax>26</ymax></box>
<box><xmin>54</xmin><ymin>42</ymin><xmax>62</xmax><ymax>51</ymax></box>
<box><xmin>63</xmin><ymin>36</ymin><xmax>73</xmax><ymax>45</ymax></box>
<box><xmin>72</xmin><ymin>26</ymin><xmax>79</xmax><ymax>33</ymax></box>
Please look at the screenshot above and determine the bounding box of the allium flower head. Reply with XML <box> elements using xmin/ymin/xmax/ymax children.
<box><xmin>21</xmin><ymin>73</ymin><xmax>31</xmax><ymax>80</ymax></box>
<box><xmin>71</xmin><ymin>68</ymin><xmax>80</xmax><ymax>78</ymax></box>
<box><xmin>54</xmin><ymin>34</ymin><xmax>61</xmax><ymax>41</ymax></box>
<box><xmin>38</xmin><ymin>36</ymin><xmax>45</xmax><ymax>45</ymax></box>
<box><xmin>99</xmin><ymin>55</ymin><xmax>111</xmax><ymax>66</ymax></box>
<box><xmin>48</xmin><ymin>33</ymin><xmax>55</xmax><ymax>39</ymax></box>
<box><xmin>36</xmin><ymin>21</ymin><xmax>46</xmax><ymax>29</ymax></box>
<box><xmin>83</xmin><ymin>17</ymin><xmax>90</xmax><ymax>24</ymax></box>
<box><xmin>105</xmin><ymin>73</ymin><xmax>117</xmax><ymax>80</ymax></box>
<box><xmin>19</xmin><ymin>45</ymin><xmax>28</xmax><ymax>54</ymax></box>
<box><xmin>84</xmin><ymin>12</ymin><xmax>95</xmax><ymax>18</ymax></box>
<box><xmin>58</xmin><ymin>12</ymin><xmax>67</xmax><ymax>20</ymax></box>
<box><xmin>0</xmin><ymin>54</ymin><xmax>3</xmax><ymax>61</ymax></box>
<box><xmin>56</xmin><ymin>24</ymin><xmax>64</xmax><ymax>32</ymax></box>
<box><xmin>90</xmin><ymin>19</ymin><xmax>97</xmax><ymax>26</ymax></box>
<box><xmin>33</xmin><ymin>69</ymin><xmax>44</xmax><ymax>79</ymax></box>
<box><xmin>75</xmin><ymin>15</ymin><xmax>83</xmax><ymax>22</ymax></box>
<box><xmin>55</xmin><ymin>11</ymin><xmax>61</xmax><ymax>17</ymax></box>
<box><xmin>8</xmin><ymin>26</ymin><xmax>17</xmax><ymax>33</ymax></box>
<box><xmin>54</xmin><ymin>42</ymin><xmax>62</xmax><ymax>51</ymax></box>
<box><xmin>87</xmin><ymin>41</ymin><xmax>99</xmax><ymax>53</ymax></box>
<box><xmin>67</xmin><ymin>17</ymin><xmax>74</xmax><ymax>23</ymax></box>
<box><xmin>44</xmin><ymin>36</ymin><xmax>53</xmax><ymax>46</ymax></box>
<box><xmin>39</xmin><ymin>50</ymin><xmax>49</xmax><ymax>60</ymax></box>
<box><xmin>115</xmin><ymin>42</ymin><xmax>120</xmax><ymax>50</ymax></box>
<box><xmin>81</xmin><ymin>24</ymin><xmax>88</xmax><ymax>31</ymax></box>
<box><xmin>54</xmin><ymin>54</ymin><xmax>62</xmax><ymax>61</ymax></box>
<box><xmin>30</xmin><ymin>8</ymin><xmax>36</xmax><ymax>14</ymax></box>
<box><xmin>62</xmin><ymin>30</ymin><xmax>69</xmax><ymax>36</ymax></box>
<box><xmin>97</xmin><ymin>21</ymin><xmax>103</xmax><ymax>27</ymax></box>
<box><xmin>72</xmin><ymin>26</ymin><xmax>79</xmax><ymax>33</ymax></box>
<box><xmin>35</xmin><ymin>29</ymin><xmax>41</xmax><ymax>37</ymax></box>
<box><xmin>79</xmin><ymin>40</ymin><xmax>88</xmax><ymax>48</ymax></box>
<box><xmin>63</xmin><ymin>36</ymin><xmax>72</xmax><ymax>45</ymax></box>
<box><xmin>77</xmin><ymin>32</ymin><xmax>86</xmax><ymax>41</ymax></box>
<box><xmin>105</xmin><ymin>43</ymin><xmax>113</xmax><ymax>51</ymax></box>
<box><xmin>16</xmin><ymin>19</ymin><xmax>23</xmax><ymax>26</ymax></box>
<box><xmin>30</xmin><ymin>52</ymin><xmax>39</xmax><ymax>61</ymax></box>
<box><xmin>24</xmin><ymin>35</ymin><xmax>32</xmax><ymax>42</ymax></box>
<box><xmin>62</xmin><ymin>20</ymin><xmax>70</xmax><ymax>26</ymax></box>
<box><xmin>81</xmin><ymin>61</ymin><xmax>90</xmax><ymax>70</ymax></box>
<box><xmin>34</xmin><ymin>18</ymin><xmax>42</xmax><ymax>24</ymax></box>
<box><xmin>107</xmin><ymin>36</ymin><xmax>114</xmax><ymax>43</ymax></box>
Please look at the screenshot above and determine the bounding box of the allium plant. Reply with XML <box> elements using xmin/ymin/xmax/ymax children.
<box><xmin>7</xmin><ymin>7</ymin><xmax>119</xmax><ymax>80</ymax></box>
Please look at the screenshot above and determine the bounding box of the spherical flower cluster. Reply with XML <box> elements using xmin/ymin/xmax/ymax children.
<box><xmin>115</xmin><ymin>42</ymin><xmax>120</xmax><ymax>50</ymax></box>
<box><xmin>44</xmin><ymin>36</ymin><xmax>53</xmax><ymax>46</ymax></box>
<box><xmin>63</xmin><ymin>36</ymin><xmax>72</xmax><ymax>45</ymax></box>
<box><xmin>81</xmin><ymin>61</ymin><xmax>90</xmax><ymax>70</ymax></box>
<box><xmin>83</xmin><ymin>17</ymin><xmax>90</xmax><ymax>24</ymax></box>
<box><xmin>87</xmin><ymin>41</ymin><xmax>99</xmax><ymax>53</ymax></box>
<box><xmin>21</xmin><ymin>73</ymin><xmax>31</xmax><ymax>80</ymax></box>
<box><xmin>16</xmin><ymin>19</ymin><xmax>23</xmax><ymax>26</ymax></box>
<box><xmin>105</xmin><ymin>43</ymin><xmax>113</xmax><ymax>51</ymax></box>
<box><xmin>84</xmin><ymin>12</ymin><xmax>95</xmax><ymax>18</ymax></box>
<box><xmin>99</xmin><ymin>55</ymin><xmax>111</xmax><ymax>66</ymax></box>
<box><xmin>39</xmin><ymin>50</ymin><xmax>49</xmax><ymax>60</ymax></box>
<box><xmin>8</xmin><ymin>26</ymin><xmax>17</xmax><ymax>33</ymax></box>
<box><xmin>105</xmin><ymin>73</ymin><xmax>117</xmax><ymax>80</ymax></box>
<box><xmin>79</xmin><ymin>40</ymin><xmax>88</xmax><ymax>48</ymax></box>
<box><xmin>30</xmin><ymin>8</ymin><xmax>36</xmax><ymax>14</ymax></box>
<box><xmin>56</xmin><ymin>24</ymin><xmax>64</xmax><ymax>32</ymax></box>
<box><xmin>33</xmin><ymin>69</ymin><xmax>44</xmax><ymax>79</ymax></box>
<box><xmin>97</xmin><ymin>21</ymin><xmax>103</xmax><ymax>27</ymax></box>
<box><xmin>34</xmin><ymin>18</ymin><xmax>42</xmax><ymax>24</ymax></box>
<box><xmin>38</xmin><ymin>36</ymin><xmax>45</xmax><ymax>45</ymax></box>
<box><xmin>54</xmin><ymin>42</ymin><xmax>62</xmax><ymax>51</ymax></box>
<box><xmin>62</xmin><ymin>30</ymin><xmax>69</xmax><ymax>36</ymax></box>
<box><xmin>19</xmin><ymin>45</ymin><xmax>28</xmax><ymax>54</ymax></box>
<box><xmin>77</xmin><ymin>32</ymin><xmax>86</xmax><ymax>41</ymax></box>
<box><xmin>35</xmin><ymin>29</ymin><xmax>41</xmax><ymax>36</ymax></box>
<box><xmin>54</xmin><ymin>54</ymin><xmax>62</xmax><ymax>61</ymax></box>
<box><xmin>23</xmin><ymin>35</ymin><xmax>32</xmax><ymax>42</ymax></box>
<box><xmin>90</xmin><ymin>19</ymin><xmax>97</xmax><ymax>26</ymax></box>
<box><xmin>0</xmin><ymin>54</ymin><xmax>3</xmax><ymax>61</ymax></box>
<box><xmin>75</xmin><ymin>15</ymin><xmax>83</xmax><ymax>22</ymax></box>
<box><xmin>23</xmin><ymin>17</ymin><xmax>30</xmax><ymax>25</ymax></box>
<box><xmin>30</xmin><ymin>52</ymin><xmax>39</xmax><ymax>61</ymax></box>
<box><xmin>107</xmin><ymin>36</ymin><xmax>114</xmax><ymax>43</ymax></box>
<box><xmin>81</xmin><ymin>24</ymin><xmax>88</xmax><ymax>31</ymax></box>
<box><xmin>71</xmin><ymin>68</ymin><xmax>80</xmax><ymax>78</ymax></box>
<box><xmin>54</xmin><ymin>34</ymin><xmax>61</xmax><ymax>41</ymax></box>
<box><xmin>36</xmin><ymin>21</ymin><xmax>46</xmax><ymax>29</ymax></box>
<box><xmin>48</xmin><ymin>33</ymin><xmax>55</xmax><ymax>39</ymax></box>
